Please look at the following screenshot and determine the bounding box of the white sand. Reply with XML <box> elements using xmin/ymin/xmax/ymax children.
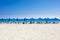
<box><xmin>0</xmin><ymin>24</ymin><xmax>60</xmax><ymax>40</ymax></box>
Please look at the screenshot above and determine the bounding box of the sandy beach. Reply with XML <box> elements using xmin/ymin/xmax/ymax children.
<box><xmin>0</xmin><ymin>24</ymin><xmax>60</xmax><ymax>40</ymax></box>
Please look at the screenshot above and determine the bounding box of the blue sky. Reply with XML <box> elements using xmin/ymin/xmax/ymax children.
<box><xmin>0</xmin><ymin>0</ymin><xmax>60</xmax><ymax>18</ymax></box>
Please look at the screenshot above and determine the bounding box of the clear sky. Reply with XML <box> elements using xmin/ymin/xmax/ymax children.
<box><xmin>0</xmin><ymin>0</ymin><xmax>60</xmax><ymax>18</ymax></box>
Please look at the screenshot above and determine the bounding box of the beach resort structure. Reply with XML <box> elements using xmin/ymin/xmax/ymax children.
<box><xmin>0</xmin><ymin>18</ymin><xmax>60</xmax><ymax>24</ymax></box>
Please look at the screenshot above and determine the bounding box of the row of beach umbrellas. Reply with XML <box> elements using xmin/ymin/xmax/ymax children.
<box><xmin>0</xmin><ymin>18</ymin><xmax>60</xmax><ymax>24</ymax></box>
